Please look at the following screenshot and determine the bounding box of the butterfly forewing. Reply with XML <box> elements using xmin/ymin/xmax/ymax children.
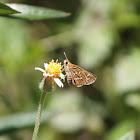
<box><xmin>70</xmin><ymin>66</ymin><xmax>87</xmax><ymax>87</ymax></box>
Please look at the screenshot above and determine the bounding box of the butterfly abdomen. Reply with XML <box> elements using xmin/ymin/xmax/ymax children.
<box><xmin>66</xmin><ymin>72</ymin><xmax>72</xmax><ymax>85</ymax></box>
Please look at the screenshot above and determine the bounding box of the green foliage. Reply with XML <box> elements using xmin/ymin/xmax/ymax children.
<box><xmin>106</xmin><ymin>119</ymin><xmax>136</xmax><ymax>140</ymax></box>
<box><xmin>0</xmin><ymin>0</ymin><xmax>140</xmax><ymax>140</ymax></box>
<box><xmin>118</xmin><ymin>131</ymin><xmax>135</xmax><ymax>140</ymax></box>
<box><xmin>6</xmin><ymin>3</ymin><xmax>70</xmax><ymax>20</ymax></box>
<box><xmin>0</xmin><ymin>110</ymin><xmax>60</xmax><ymax>133</ymax></box>
<box><xmin>0</xmin><ymin>2</ymin><xmax>20</xmax><ymax>14</ymax></box>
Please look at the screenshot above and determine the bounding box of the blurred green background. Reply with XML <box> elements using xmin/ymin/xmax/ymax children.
<box><xmin>0</xmin><ymin>0</ymin><xmax>140</xmax><ymax>140</ymax></box>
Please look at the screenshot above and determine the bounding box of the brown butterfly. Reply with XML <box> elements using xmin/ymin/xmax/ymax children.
<box><xmin>63</xmin><ymin>52</ymin><xmax>96</xmax><ymax>87</ymax></box>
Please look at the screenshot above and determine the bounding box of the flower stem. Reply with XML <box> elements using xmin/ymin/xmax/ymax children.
<box><xmin>32</xmin><ymin>91</ymin><xmax>47</xmax><ymax>140</ymax></box>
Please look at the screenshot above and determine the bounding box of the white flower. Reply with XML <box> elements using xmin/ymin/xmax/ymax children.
<box><xmin>35</xmin><ymin>60</ymin><xmax>64</xmax><ymax>90</ymax></box>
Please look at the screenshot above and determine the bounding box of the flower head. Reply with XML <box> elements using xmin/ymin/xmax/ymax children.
<box><xmin>35</xmin><ymin>60</ymin><xmax>65</xmax><ymax>91</ymax></box>
<box><xmin>46</xmin><ymin>60</ymin><xmax>62</xmax><ymax>77</ymax></box>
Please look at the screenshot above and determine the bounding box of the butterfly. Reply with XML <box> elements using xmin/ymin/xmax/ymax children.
<box><xmin>63</xmin><ymin>52</ymin><xmax>96</xmax><ymax>87</ymax></box>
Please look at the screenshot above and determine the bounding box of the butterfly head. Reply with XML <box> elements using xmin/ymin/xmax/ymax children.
<box><xmin>64</xmin><ymin>59</ymin><xmax>70</xmax><ymax>66</ymax></box>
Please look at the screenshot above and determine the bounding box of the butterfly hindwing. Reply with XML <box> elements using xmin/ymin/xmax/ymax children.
<box><xmin>84</xmin><ymin>71</ymin><xmax>96</xmax><ymax>85</ymax></box>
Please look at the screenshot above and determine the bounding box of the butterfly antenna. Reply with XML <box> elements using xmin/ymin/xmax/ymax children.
<box><xmin>59</xmin><ymin>58</ymin><xmax>62</xmax><ymax>61</ymax></box>
<box><xmin>64</xmin><ymin>52</ymin><xmax>68</xmax><ymax>59</ymax></box>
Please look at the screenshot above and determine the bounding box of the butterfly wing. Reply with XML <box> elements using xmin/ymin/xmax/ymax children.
<box><xmin>70</xmin><ymin>64</ymin><xmax>96</xmax><ymax>87</ymax></box>
<box><xmin>84</xmin><ymin>70</ymin><xmax>96</xmax><ymax>85</ymax></box>
<box><xmin>69</xmin><ymin>65</ymin><xmax>87</xmax><ymax>87</ymax></box>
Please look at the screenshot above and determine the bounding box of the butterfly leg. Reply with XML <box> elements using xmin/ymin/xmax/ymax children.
<box><xmin>61</xmin><ymin>64</ymin><xmax>65</xmax><ymax>72</ymax></box>
<box><xmin>62</xmin><ymin>74</ymin><xmax>67</xmax><ymax>82</ymax></box>
<box><xmin>61</xmin><ymin>65</ymin><xmax>67</xmax><ymax>82</ymax></box>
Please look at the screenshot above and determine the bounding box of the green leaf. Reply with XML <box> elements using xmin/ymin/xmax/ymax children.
<box><xmin>118</xmin><ymin>131</ymin><xmax>135</xmax><ymax>140</ymax></box>
<box><xmin>0</xmin><ymin>110</ymin><xmax>60</xmax><ymax>133</ymax></box>
<box><xmin>0</xmin><ymin>2</ymin><xmax>20</xmax><ymax>14</ymax></box>
<box><xmin>5</xmin><ymin>3</ymin><xmax>70</xmax><ymax>20</ymax></box>
<box><xmin>105</xmin><ymin>119</ymin><xmax>136</xmax><ymax>140</ymax></box>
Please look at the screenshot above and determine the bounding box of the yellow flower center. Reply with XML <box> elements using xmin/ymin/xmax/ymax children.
<box><xmin>46</xmin><ymin>60</ymin><xmax>62</xmax><ymax>77</ymax></box>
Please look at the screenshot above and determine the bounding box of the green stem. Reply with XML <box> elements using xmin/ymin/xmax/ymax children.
<box><xmin>32</xmin><ymin>91</ymin><xmax>47</xmax><ymax>140</ymax></box>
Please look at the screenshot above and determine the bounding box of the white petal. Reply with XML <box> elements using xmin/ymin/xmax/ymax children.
<box><xmin>44</xmin><ymin>63</ymin><xmax>49</xmax><ymax>70</ymax></box>
<box><xmin>43</xmin><ymin>73</ymin><xmax>54</xmax><ymax>78</ymax></box>
<box><xmin>43</xmin><ymin>73</ymin><xmax>50</xmax><ymax>78</ymax></box>
<box><xmin>59</xmin><ymin>73</ymin><xmax>65</xmax><ymax>79</ymax></box>
<box><xmin>54</xmin><ymin>78</ymin><xmax>64</xmax><ymax>88</ymax></box>
<box><xmin>35</xmin><ymin>67</ymin><xmax>46</xmax><ymax>73</ymax></box>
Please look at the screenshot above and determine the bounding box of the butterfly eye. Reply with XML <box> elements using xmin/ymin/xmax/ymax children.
<box><xmin>65</xmin><ymin>61</ymin><xmax>68</xmax><ymax>65</ymax></box>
